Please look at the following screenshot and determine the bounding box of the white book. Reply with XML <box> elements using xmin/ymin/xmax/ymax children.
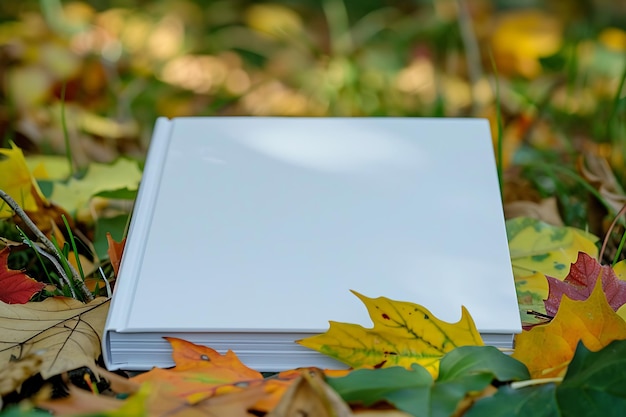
<box><xmin>102</xmin><ymin>117</ymin><xmax>521</xmax><ymax>372</ymax></box>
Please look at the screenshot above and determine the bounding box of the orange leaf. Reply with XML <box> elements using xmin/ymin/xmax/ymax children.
<box><xmin>130</xmin><ymin>338</ymin><xmax>313</xmax><ymax>412</ymax></box>
<box><xmin>512</xmin><ymin>280</ymin><xmax>626</xmax><ymax>378</ymax></box>
<box><xmin>106</xmin><ymin>233</ymin><xmax>126</xmax><ymax>276</ymax></box>
<box><xmin>144</xmin><ymin>380</ymin><xmax>268</xmax><ymax>417</ymax></box>
<box><xmin>132</xmin><ymin>337</ymin><xmax>264</xmax><ymax>402</ymax></box>
<box><xmin>0</xmin><ymin>247</ymin><xmax>45</xmax><ymax>304</ymax></box>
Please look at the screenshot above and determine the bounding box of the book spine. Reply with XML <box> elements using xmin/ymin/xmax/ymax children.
<box><xmin>102</xmin><ymin>117</ymin><xmax>174</xmax><ymax>369</ymax></box>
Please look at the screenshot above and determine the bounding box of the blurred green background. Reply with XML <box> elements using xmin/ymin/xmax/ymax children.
<box><xmin>0</xmin><ymin>0</ymin><xmax>625</xmax><ymax>231</ymax></box>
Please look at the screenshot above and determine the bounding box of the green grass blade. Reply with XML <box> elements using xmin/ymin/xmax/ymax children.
<box><xmin>489</xmin><ymin>50</ymin><xmax>504</xmax><ymax>195</ymax></box>
<box><xmin>16</xmin><ymin>225</ymin><xmax>52</xmax><ymax>283</ymax></box>
<box><xmin>612</xmin><ymin>228</ymin><xmax>626</xmax><ymax>266</ymax></box>
<box><xmin>60</xmin><ymin>82</ymin><xmax>74</xmax><ymax>177</ymax></box>
<box><xmin>609</xmin><ymin>64</ymin><xmax>626</xmax><ymax>136</ymax></box>
<box><xmin>61</xmin><ymin>214</ymin><xmax>85</xmax><ymax>281</ymax></box>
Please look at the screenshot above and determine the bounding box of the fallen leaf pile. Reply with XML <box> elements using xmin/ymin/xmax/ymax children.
<box><xmin>2</xmin><ymin>0</ymin><xmax>626</xmax><ymax>416</ymax></box>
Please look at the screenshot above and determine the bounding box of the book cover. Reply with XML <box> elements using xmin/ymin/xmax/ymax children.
<box><xmin>103</xmin><ymin>117</ymin><xmax>521</xmax><ymax>371</ymax></box>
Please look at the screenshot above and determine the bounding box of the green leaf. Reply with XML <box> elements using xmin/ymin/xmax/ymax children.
<box><xmin>431</xmin><ymin>346</ymin><xmax>530</xmax><ymax>417</ymax></box>
<box><xmin>93</xmin><ymin>187</ymin><xmax>138</xmax><ymax>200</ymax></box>
<box><xmin>328</xmin><ymin>347</ymin><xmax>529</xmax><ymax>417</ymax></box>
<box><xmin>94</xmin><ymin>214</ymin><xmax>129</xmax><ymax>261</ymax></box>
<box><xmin>49</xmin><ymin>158</ymin><xmax>142</xmax><ymax>213</ymax></box>
<box><xmin>506</xmin><ymin>217</ymin><xmax>598</xmax><ymax>279</ymax></box>
<box><xmin>438</xmin><ymin>346</ymin><xmax>530</xmax><ymax>382</ymax></box>
<box><xmin>465</xmin><ymin>384</ymin><xmax>559</xmax><ymax>417</ymax></box>
<box><xmin>430</xmin><ymin>373</ymin><xmax>493</xmax><ymax>417</ymax></box>
<box><xmin>327</xmin><ymin>364</ymin><xmax>433</xmax><ymax>415</ymax></box>
<box><xmin>556</xmin><ymin>340</ymin><xmax>626</xmax><ymax>417</ymax></box>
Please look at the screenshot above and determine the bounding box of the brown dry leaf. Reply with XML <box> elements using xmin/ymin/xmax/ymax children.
<box><xmin>97</xmin><ymin>366</ymin><xmax>140</xmax><ymax>394</ymax></box>
<box><xmin>41</xmin><ymin>378</ymin><xmax>265</xmax><ymax>417</ymax></box>
<box><xmin>267</xmin><ymin>372</ymin><xmax>353</xmax><ymax>417</ymax></box>
<box><xmin>0</xmin><ymin>352</ymin><xmax>43</xmax><ymax>396</ymax></box>
<box><xmin>502</xmin><ymin>169</ymin><xmax>542</xmax><ymax>205</ymax></box>
<box><xmin>578</xmin><ymin>152</ymin><xmax>626</xmax><ymax>215</ymax></box>
<box><xmin>12</xmin><ymin>188</ymin><xmax>74</xmax><ymax>244</ymax></box>
<box><xmin>504</xmin><ymin>197</ymin><xmax>564</xmax><ymax>226</ymax></box>
<box><xmin>0</xmin><ymin>297</ymin><xmax>109</xmax><ymax>379</ymax></box>
<box><xmin>38</xmin><ymin>384</ymin><xmax>126</xmax><ymax>416</ymax></box>
<box><xmin>37</xmin><ymin>368</ymin><xmax>140</xmax><ymax>416</ymax></box>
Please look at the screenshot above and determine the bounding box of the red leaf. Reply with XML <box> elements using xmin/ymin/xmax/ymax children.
<box><xmin>0</xmin><ymin>247</ymin><xmax>45</xmax><ymax>304</ymax></box>
<box><xmin>544</xmin><ymin>252</ymin><xmax>626</xmax><ymax>316</ymax></box>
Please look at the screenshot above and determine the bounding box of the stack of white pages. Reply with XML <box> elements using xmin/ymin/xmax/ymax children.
<box><xmin>102</xmin><ymin>117</ymin><xmax>521</xmax><ymax>371</ymax></box>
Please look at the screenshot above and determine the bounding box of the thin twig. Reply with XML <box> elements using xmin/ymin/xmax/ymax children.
<box><xmin>0</xmin><ymin>189</ymin><xmax>93</xmax><ymax>301</ymax></box>
<box><xmin>456</xmin><ymin>0</ymin><xmax>483</xmax><ymax>114</ymax></box>
<box><xmin>30</xmin><ymin>243</ymin><xmax>77</xmax><ymax>298</ymax></box>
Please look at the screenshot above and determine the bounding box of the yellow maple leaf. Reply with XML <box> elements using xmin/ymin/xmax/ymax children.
<box><xmin>0</xmin><ymin>143</ymin><xmax>48</xmax><ymax>218</ymax></box>
<box><xmin>298</xmin><ymin>291</ymin><xmax>483</xmax><ymax>377</ymax></box>
<box><xmin>512</xmin><ymin>280</ymin><xmax>626</xmax><ymax>379</ymax></box>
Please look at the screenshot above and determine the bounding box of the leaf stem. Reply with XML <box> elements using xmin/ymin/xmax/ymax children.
<box><xmin>599</xmin><ymin>202</ymin><xmax>626</xmax><ymax>263</ymax></box>
<box><xmin>0</xmin><ymin>188</ymin><xmax>93</xmax><ymax>301</ymax></box>
<box><xmin>510</xmin><ymin>377</ymin><xmax>562</xmax><ymax>389</ymax></box>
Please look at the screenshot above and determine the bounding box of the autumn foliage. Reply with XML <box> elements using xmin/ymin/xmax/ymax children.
<box><xmin>2</xmin><ymin>0</ymin><xmax>626</xmax><ymax>416</ymax></box>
